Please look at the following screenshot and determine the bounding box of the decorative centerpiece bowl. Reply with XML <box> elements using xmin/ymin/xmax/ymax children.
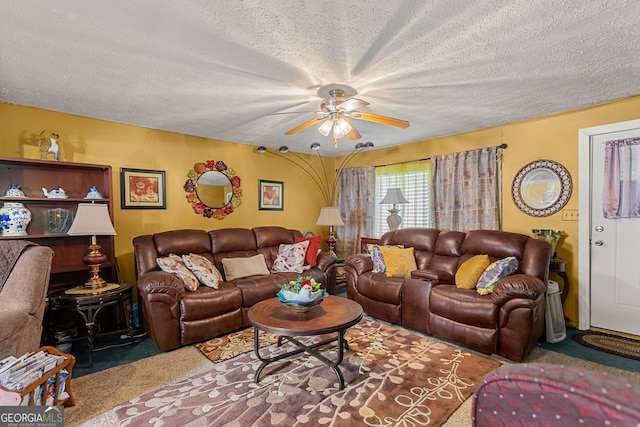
<box><xmin>277</xmin><ymin>276</ymin><xmax>328</xmax><ymax>313</ymax></box>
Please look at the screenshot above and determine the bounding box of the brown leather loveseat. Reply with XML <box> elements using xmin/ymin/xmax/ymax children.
<box><xmin>344</xmin><ymin>228</ymin><xmax>551</xmax><ymax>362</ymax></box>
<box><xmin>133</xmin><ymin>226</ymin><xmax>338</xmax><ymax>351</ymax></box>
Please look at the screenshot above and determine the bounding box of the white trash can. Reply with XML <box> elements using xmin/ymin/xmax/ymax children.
<box><xmin>545</xmin><ymin>279</ymin><xmax>566</xmax><ymax>343</ymax></box>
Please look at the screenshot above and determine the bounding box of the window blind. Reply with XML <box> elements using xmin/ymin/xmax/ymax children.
<box><xmin>374</xmin><ymin>160</ymin><xmax>432</xmax><ymax>237</ymax></box>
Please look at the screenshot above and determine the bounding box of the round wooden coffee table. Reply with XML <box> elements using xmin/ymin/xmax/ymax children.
<box><xmin>248</xmin><ymin>295</ymin><xmax>363</xmax><ymax>390</ymax></box>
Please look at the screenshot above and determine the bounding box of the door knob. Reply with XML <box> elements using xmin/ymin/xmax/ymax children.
<box><xmin>594</xmin><ymin>240</ymin><xmax>604</xmax><ymax>246</ymax></box>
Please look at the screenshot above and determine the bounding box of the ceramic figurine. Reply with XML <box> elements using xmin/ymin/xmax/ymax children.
<box><xmin>4</xmin><ymin>183</ymin><xmax>26</xmax><ymax>198</ymax></box>
<box><xmin>85</xmin><ymin>186</ymin><xmax>103</xmax><ymax>199</ymax></box>
<box><xmin>42</xmin><ymin>187</ymin><xmax>68</xmax><ymax>198</ymax></box>
<box><xmin>48</xmin><ymin>133</ymin><xmax>60</xmax><ymax>160</ymax></box>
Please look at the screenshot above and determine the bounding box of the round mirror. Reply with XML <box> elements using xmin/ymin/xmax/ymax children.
<box><xmin>196</xmin><ymin>171</ymin><xmax>233</xmax><ymax>209</ymax></box>
<box><xmin>184</xmin><ymin>160</ymin><xmax>242</xmax><ymax>219</ymax></box>
<box><xmin>512</xmin><ymin>160</ymin><xmax>572</xmax><ymax>217</ymax></box>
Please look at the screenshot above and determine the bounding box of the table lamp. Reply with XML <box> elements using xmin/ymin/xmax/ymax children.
<box><xmin>379</xmin><ymin>188</ymin><xmax>409</xmax><ymax>231</ymax></box>
<box><xmin>67</xmin><ymin>203</ymin><xmax>117</xmax><ymax>289</ymax></box>
<box><xmin>315</xmin><ymin>207</ymin><xmax>344</xmax><ymax>256</ymax></box>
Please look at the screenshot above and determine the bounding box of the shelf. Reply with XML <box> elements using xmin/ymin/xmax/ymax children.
<box><xmin>0</xmin><ymin>156</ymin><xmax>115</xmax><ymax>294</ymax></box>
<box><xmin>0</xmin><ymin>197</ymin><xmax>109</xmax><ymax>203</ymax></box>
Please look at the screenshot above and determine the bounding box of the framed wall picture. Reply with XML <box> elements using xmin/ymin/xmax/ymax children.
<box><xmin>258</xmin><ymin>180</ymin><xmax>284</xmax><ymax>210</ymax></box>
<box><xmin>120</xmin><ymin>168</ymin><xmax>166</xmax><ymax>209</ymax></box>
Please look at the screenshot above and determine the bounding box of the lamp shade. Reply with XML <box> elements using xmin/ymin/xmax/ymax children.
<box><xmin>379</xmin><ymin>188</ymin><xmax>409</xmax><ymax>205</ymax></box>
<box><xmin>315</xmin><ymin>207</ymin><xmax>345</xmax><ymax>226</ymax></box>
<box><xmin>67</xmin><ymin>203</ymin><xmax>117</xmax><ymax>236</ymax></box>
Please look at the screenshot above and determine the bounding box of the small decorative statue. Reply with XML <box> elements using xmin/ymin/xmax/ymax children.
<box><xmin>48</xmin><ymin>133</ymin><xmax>60</xmax><ymax>160</ymax></box>
<box><xmin>42</xmin><ymin>187</ymin><xmax>68</xmax><ymax>199</ymax></box>
<box><xmin>38</xmin><ymin>131</ymin><xmax>60</xmax><ymax>160</ymax></box>
<box><xmin>85</xmin><ymin>186</ymin><xmax>103</xmax><ymax>199</ymax></box>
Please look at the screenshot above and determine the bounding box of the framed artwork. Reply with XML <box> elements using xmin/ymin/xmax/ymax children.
<box><xmin>120</xmin><ymin>168</ymin><xmax>166</xmax><ymax>209</ymax></box>
<box><xmin>258</xmin><ymin>180</ymin><xmax>284</xmax><ymax>210</ymax></box>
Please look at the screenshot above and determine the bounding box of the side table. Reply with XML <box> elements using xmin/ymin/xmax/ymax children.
<box><xmin>47</xmin><ymin>283</ymin><xmax>135</xmax><ymax>367</ymax></box>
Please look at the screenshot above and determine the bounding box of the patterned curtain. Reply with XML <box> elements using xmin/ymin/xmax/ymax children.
<box><xmin>336</xmin><ymin>166</ymin><xmax>375</xmax><ymax>258</ymax></box>
<box><xmin>603</xmin><ymin>137</ymin><xmax>640</xmax><ymax>218</ymax></box>
<box><xmin>432</xmin><ymin>146</ymin><xmax>500</xmax><ymax>231</ymax></box>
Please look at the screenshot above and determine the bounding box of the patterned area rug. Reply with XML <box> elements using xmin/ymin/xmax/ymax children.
<box><xmin>573</xmin><ymin>331</ymin><xmax>640</xmax><ymax>361</ymax></box>
<box><xmin>194</xmin><ymin>327</ymin><xmax>279</xmax><ymax>363</ymax></box>
<box><xmin>115</xmin><ymin>318</ymin><xmax>501</xmax><ymax>426</ymax></box>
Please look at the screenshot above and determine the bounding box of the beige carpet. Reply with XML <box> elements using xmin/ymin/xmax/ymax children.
<box><xmin>68</xmin><ymin>329</ymin><xmax>640</xmax><ymax>427</ymax></box>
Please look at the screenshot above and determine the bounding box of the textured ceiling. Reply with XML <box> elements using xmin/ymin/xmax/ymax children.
<box><xmin>1</xmin><ymin>1</ymin><xmax>640</xmax><ymax>156</ymax></box>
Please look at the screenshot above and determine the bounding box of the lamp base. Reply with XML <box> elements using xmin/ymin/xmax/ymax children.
<box><xmin>82</xmin><ymin>244</ymin><xmax>108</xmax><ymax>289</ymax></box>
<box><xmin>326</xmin><ymin>226</ymin><xmax>338</xmax><ymax>257</ymax></box>
<box><xmin>386</xmin><ymin>208</ymin><xmax>402</xmax><ymax>231</ymax></box>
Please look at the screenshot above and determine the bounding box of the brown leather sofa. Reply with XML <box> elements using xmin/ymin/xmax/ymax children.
<box><xmin>133</xmin><ymin>226</ymin><xmax>338</xmax><ymax>351</ymax></box>
<box><xmin>344</xmin><ymin>228</ymin><xmax>551</xmax><ymax>362</ymax></box>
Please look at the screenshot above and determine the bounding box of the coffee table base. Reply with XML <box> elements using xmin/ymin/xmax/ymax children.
<box><xmin>253</xmin><ymin>328</ymin><xmax>350</xmax><ymax>390</ymax></box>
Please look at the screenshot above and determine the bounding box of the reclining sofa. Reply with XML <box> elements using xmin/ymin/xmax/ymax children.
<box><xmin>133</xmin><ymin>226</ymin><xmax>338</xmax><ymax>351</ymax></box>
<box><xmin>344</xmin><ymin>228</ymin><xmax>551</xmax><ymax>362</ymax></box>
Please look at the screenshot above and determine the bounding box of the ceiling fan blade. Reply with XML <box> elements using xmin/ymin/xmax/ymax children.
<box><xmin>338</xmin><ymin>97</ymin><xmax>369</xmax><ymax>112</ymax></box>
<box><xmin>351</xmin><ymin>112</ymin><xmax>410</xmax><ymax>128</ymax></box>
<box><xmin>284</xmin><ymin>116</ymin><xmax>325</xmax><ymax>135</ymax></box>
<box><xmin>269</xmin><ymin>111</ymin><xmax>318</xmax><ymax>115</ymax></box>
<box><xmin>346</xmin><ymin>125</ymin><xmax>361</xmax><ymax>140</ymax></box>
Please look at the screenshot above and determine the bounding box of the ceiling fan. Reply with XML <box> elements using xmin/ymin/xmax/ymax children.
<box><xmin>283</xmin><ymin>84</ymin><xmax>410</xmax><ymax>148</ymax></box>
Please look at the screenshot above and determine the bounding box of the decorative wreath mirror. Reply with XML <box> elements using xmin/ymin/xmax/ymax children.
<box><xmin>184</xmin><ymin>160</ymin><xmax>242</xmax><ymax>218</ymax></box>
<box><xmin>511</xmin><ymin>159</ymin><xmax>572</xmax><ymax>217</ymax></box>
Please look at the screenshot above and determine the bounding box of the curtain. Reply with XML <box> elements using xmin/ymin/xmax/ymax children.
<box><xmin>374</xmin><ymin>160</ymin><xmax>432</xmax><ymax>236</ymax></box>
<box><xmin>336</xmin><ymin>166</ymin><xmax>375</xmax><ymax>258</ymax></box>
<box><xmin>603</xmin><ymin>137</ymin><xmax>640</xmax><ymax>218</ymax></box>
<box><xmin>432</xmin><ymin>146</ymin><xmax>500</xmax><ymax>231</ymax></box>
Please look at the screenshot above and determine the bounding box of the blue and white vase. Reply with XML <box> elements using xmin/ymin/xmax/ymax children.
<box><xmin>0</xmin><ymin>202</ymin><xmax>32</xmax><ymax>236</ymax></box>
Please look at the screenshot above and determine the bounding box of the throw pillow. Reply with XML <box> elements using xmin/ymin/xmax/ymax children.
<box><xmin>378</xmin><ymin>246</ymin><xmax>417</xmax><ymax>278</ymax></box>
<box><xmin>222</xmin><ymin>254</ymin><xmax>270</xmax><ymax>281</ymax></box>
<box><xmin>294</xmin><ymin>235</ymin><xmax>323</xmax><ymax>266</ymax></box>
<box><xmin>157</xmin><ymin>254</ymin><xmax>200</xmax><ymax>291</ymax></box>
<box><xmin>476</xmin><ymin>256</ymin><xmax>519</xmax><ymax>295</ymax></box>
<box><xmin>455</xmin><ymin>254</ymin><xmax>491</xmax><ymax>289</ymax></box>
<box><xmin>273</xmin><ymin>240</ymin><xmax>310</xmax><ymax>273</ymax></box>
<box><xmin>369</xmin><ymin>244</ymin><xmax>387</xmax><ymax>273</ymax></box>
<box><xmin>182</xmin><ymin>253</ymin><xmax>223</xmax><ymax>289</ymax></box>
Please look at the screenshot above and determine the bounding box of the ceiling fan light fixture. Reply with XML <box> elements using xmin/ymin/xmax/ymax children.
<box><xmin>318</xmin><ymin>119</ymin><xmax>333</xmax><ymax>136</ymax></box>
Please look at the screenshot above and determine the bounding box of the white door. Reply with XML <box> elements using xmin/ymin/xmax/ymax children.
<box><xmin>589</xmin><ymin>129</ymin><xmax>640</xmax><ymax>335</ymax></box>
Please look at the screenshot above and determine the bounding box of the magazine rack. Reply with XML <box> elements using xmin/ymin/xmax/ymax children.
<box><xmin>0</xmin><ymin>346</ymin><xmax>75</xmax><ymax>407</ymax></box>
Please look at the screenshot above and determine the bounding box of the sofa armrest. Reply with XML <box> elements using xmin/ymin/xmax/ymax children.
<box><xmin>472</xmin><ymin>363</ymin><xmax>640</xmax><ymax>426</ymax></box>
<box><xmin>345</xmin><ymin>254</ymin><xmax>373</xmax><ymax>275</ymax></box>
<box><xmin>137</xmin><ymin>271</ymin><xmax>186</xmax><ymax>301</ymax></box>
<box><xmin>491</xmin><ymin>274</ymin><xmax>546</xmax><ymax>306</ymax></box>
<box><xmin>410</xmin><ymin>269</ymin><xmax>454</xmax><ymax>285</ymax></box>
<box><xmin>315</xmin><ymin>251</ymin><xmax>338</xmax><ymax>272</ymax></box>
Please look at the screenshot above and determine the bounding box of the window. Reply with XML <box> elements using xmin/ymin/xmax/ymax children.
<box><xmin>374</xmin><ymin>160</ymin><xmax>432</xmax><ymax>237</ymax></box>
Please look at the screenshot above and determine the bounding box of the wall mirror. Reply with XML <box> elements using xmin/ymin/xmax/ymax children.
<box><xmin>511</xmin><ymin>159</ymin><xmax>572</xmax><ymax>217</ymax></box>
<box><xmin>184</xmin><ymin>160</ymin><xmax>241</xmax><ymax>219</ymax></box>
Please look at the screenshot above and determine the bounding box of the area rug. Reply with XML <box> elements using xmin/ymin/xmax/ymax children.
<box><xmin>115</xmin><ymin>318</ymin><xmax>502</xmax><ymax>426</ymax></box>
<box><xmin>194</xmin><ymin>327</ymin><xmax>280</xmax><ymax>363</ymax></box>
<box><xmin>573</xmin><ymin>331</ymin><xmax>640</xmax><ymax>361</ymax></box>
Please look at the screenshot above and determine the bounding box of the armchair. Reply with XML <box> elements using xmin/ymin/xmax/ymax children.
<box><xmin>0</xmin><ymin>242</ymin><xmax>53</xmax><ymax>359</ymax></box>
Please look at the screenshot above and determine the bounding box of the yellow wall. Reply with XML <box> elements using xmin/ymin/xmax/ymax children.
<box><xmin>3</xmin><ymin>96</ymin><xmax>640</xmax><ymax>327</ymax></box>
<box><xmin>339</xmin><ymin>95</ymin><xmax>640</xmax><ymax>326</ymax></box>
<box><xmin>0</xmin><ymin>102</ymin><xmax>328</xmax><ymax>288</ymax></box>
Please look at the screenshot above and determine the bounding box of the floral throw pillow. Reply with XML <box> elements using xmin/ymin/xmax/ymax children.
<box><xmin>182</xmin><ymin>253</ymin><xmax>223</xmax><ymax>289</ymax></box>
<box><xmin>476</xmin><ymin>256</ymin><xmax>519</xmax><ymax>295</ymax></box>
<box><xmin>273</xmin><ymin>240</ymin><xmax>310</xmax><ymax>273</ymax></box>
<box><xmin>157</xmin><ymin>254</ymin><xmax>199</xmax><ymax>291</ymax></box>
